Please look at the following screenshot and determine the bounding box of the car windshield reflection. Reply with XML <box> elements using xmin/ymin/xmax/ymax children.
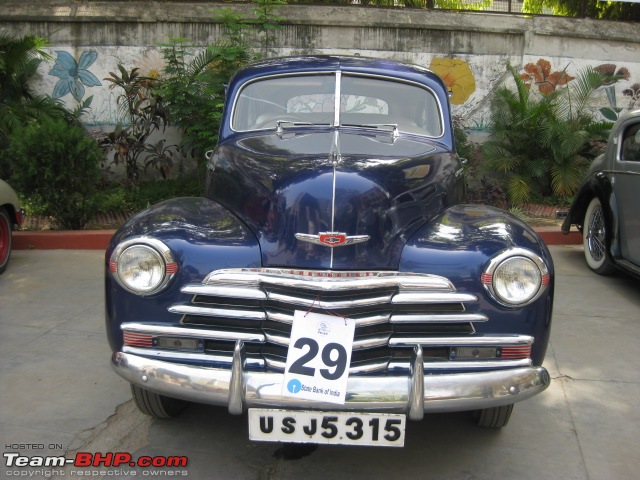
<box><xmin>231</xmin><ymin>73</ymin><xmax>443</xmax><ymax>137</ymax></box>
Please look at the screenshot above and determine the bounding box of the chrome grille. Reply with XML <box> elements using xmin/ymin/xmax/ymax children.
<box><xmin>160</xmin><ymin>268</ymin><xmax>495</xmax><ymax>374</ymax></box>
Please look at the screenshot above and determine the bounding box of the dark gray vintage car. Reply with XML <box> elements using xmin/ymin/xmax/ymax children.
<box><xmin>107</xmin><ymin>56</ymin><xmax>554</xmax><ymax>447</ymax></box>
<box><xmin>563</xmin><ymin>108</ymin><xmax>640</xmax><ymax>277</ymax></box>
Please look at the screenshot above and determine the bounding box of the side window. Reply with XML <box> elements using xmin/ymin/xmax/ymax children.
<box><xmin>621</xmin><ymin>123</ymin><xmax>640</xmax><ymax>162</ymax></box>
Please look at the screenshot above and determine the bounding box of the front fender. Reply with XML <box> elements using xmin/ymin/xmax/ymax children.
<box><xmin>399</xmin><ymin>204</ymin><xmax>554</xmax><ymax>365</ymax></box>
<box><xmin>561</xmin><ymin>172</ymin><xmax>620</xmax><ymax>257</ymax></box>
<box><xmin>105</xmin><ymin>197</ymin><xmax>261</xmax><ymax>352</ymax></box>
<box><xmin>561</xmin><ymin>172</ymin><xmax>613</xmax><ymax>233</ymax></box>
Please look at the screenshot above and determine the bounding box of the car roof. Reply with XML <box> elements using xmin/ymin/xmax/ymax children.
<box><xmin>228</xmin><ymin>55</ymin><xmax>446</xmax><ymax>90</ymax></box>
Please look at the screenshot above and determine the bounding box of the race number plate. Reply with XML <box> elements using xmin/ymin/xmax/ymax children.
<box><xmin>282</xmin><ymin>311</ymin><xmax>355</xmax><ymax>404</ymax></box>
<box><xmin>248</xmin><ymin>409</ymin><xmax>406</xmax><ymax>447</ymax></box>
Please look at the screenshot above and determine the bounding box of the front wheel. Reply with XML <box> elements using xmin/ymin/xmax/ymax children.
<box><xmin>474</xmin><ymin>404</ymin><xmax>513</xmax><ymax>428</ymax></box>
<box><xmin>131</xmin><ymin>384</ymin><xmax>187</xmax><ymax>419</ymax></box>
<box><xmin>583</xmin><ymin>197</ymin><xmax>615</xmax><ymax>275</ymax></box>
<box><xmin>0</xmin><ymin>207</ymin><xmax>12</xmax><ymax>275</ymax></box>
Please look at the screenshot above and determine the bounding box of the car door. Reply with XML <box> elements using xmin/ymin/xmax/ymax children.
<box><xmin>615</xmin><ymin>119</ymin><xmax>640</xmax><ymax>266</ymax></box>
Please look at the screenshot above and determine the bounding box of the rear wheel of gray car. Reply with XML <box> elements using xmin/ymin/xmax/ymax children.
<box><xmin>0</xmin><ymin>208</ymin><xmax>12</xmax><ymax>275</ymax></box>
<box><xmin>131</xmin><ymin>384</ymin><xmax>186</xmax><ymax>419</ymax></box>
<box><xmin>475</xmin><ymin>404</ymin><xmax>513</xmax><ymax>428</ymax></box>
<box><xmin>583</xmin><ymin>197</ymin><xmax>615</xmax><ymax>275</ymax></box>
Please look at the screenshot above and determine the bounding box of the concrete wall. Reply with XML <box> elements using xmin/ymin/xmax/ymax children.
<box><xmin>2</xmin><ymin>1</ymin><xmax>639</xmax><ymax>134</ymax></box>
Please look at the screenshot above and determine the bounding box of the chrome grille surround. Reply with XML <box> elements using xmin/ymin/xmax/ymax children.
<box><xmin>122</xmin><ymin>268</ymin><xmax>534</xmax><ymax>374</ymax></box>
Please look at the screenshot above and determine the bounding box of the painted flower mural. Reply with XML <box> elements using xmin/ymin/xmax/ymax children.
<box><xmin>623</xmin><ymin>84</ymin><xmax>640</xmax><ymax>109</ymax></box>
<box><xmin>520</xmin><ymin>59</ymin><xmax>574</xmax><ymax>95</ymax></box>
<box><xmin>594</xmin><ymin>64</ymin><xmax>632</xmax><ymax>120</ymax></box>
<box><xmin>49</xmin><ymin>50</ymin><xmax>102</xmax><ymax>102</ymax></box>
<box><xmin>429</xmin><ymin>57</ymin><xmax>476</xmax><ymax>105</ymax></box>
<box><xmin>138</xmin><ymin>48</ymin><xmax>165</xmax><ymax>79</ymax></box>
<box><xmin>594</xmin><ymin>64</ymin><xmax>630</xmax><ymax>85</ymax></box>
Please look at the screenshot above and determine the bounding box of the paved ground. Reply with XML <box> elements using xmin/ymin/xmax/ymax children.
<box><xmin>1</xmin><ymin>246</ymin><xmax>639</xmax><ymax>479</ymax></box>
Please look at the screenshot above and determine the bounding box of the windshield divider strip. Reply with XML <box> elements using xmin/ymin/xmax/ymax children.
<box><xmin>334</xmin><ymin>71</ymin><xmax>341</xmax><ymax>127</ymax></box>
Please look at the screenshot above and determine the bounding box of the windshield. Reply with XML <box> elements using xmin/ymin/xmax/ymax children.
<box><xmin>231</xmin><ymin>73</ymin><xmax>443</xmax><ymax>137</ymax></box>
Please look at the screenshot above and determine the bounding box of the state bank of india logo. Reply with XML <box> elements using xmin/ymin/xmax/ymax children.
<box><xmin>287</xmin><ymin>379</ymin><xmax>302</xmax><ymax>394</ymax></box>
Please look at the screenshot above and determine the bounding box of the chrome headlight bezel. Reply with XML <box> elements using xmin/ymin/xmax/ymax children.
<box><xmin>482</xmin><ymin>248</ymin><xmax>550</xmax><ymax>307</ymax></box>
<box><xmin>109</xmin><ymin>237</ymin><xmax>178</xmax><ymax>296</ymax></box>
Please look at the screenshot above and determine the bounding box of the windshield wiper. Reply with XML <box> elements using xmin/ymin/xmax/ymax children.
<box><xmin>275</xmin><ymin>120</ymin><xmax>332</xmax><ymax>133</ymax></box>
<box><xmin>341</xmin><ymin>123</ymin><xmax>399</xmax><ymax>139</ymax></box>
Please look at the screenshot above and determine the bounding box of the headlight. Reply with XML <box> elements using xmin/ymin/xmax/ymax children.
<box><xmin>110</xmin><ymin>237</ymin><xmax>177</xmax><ymax>295</ymax></box>
<box><xmin>482</xmin><ymin>248</ymin><xmax>550</xmax><ymax>307</ymax></box>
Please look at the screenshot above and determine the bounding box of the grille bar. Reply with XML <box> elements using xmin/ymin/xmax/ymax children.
<box><xmin>390</xmin><ymin>313</ymin><xmax>488</xmax><ymax>323</ymax></box>
<box><xmin>182</xmin><ymin>284</ymin><xmax>266</xmax><ymax>300</ymax></box>
<box><xmin>389</xmin><ymin>335</ymin><xmax>533</xmax><ymax>347</ymax></box>
<box><xmin>266</xmin><ymin>309</ymin><xmax>391</xmax><ymax>326</ymax></box>
<box><xmin>203</xmin><ymin>269</ymin><xmax>455</xmax><ymax>291</ymax></box>
<box><xmin>169</xmin><ymin>305</ymin><xmax>265</xmax><ymax>321</ymax></box>
<box><xmin>392</xmin><ymin>292</ymin><xmax>478</xmax><ymax>304</ymax></box>
<box><xmin>267</xmin><ymin>292</ymin><xmax>393</xmax><ymax>309</ymax></box>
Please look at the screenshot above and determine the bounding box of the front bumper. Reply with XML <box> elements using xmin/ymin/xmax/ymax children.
<box><xmin>112</xmin><ymin>346</ymin><xmax>550</xmax><ymax>420</ymax></box>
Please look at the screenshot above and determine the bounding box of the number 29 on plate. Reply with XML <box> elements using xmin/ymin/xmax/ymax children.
<box><xmin>282</xmin><ymin>311</ymin><xmax>356</xmax><ymax>405</ymax></box>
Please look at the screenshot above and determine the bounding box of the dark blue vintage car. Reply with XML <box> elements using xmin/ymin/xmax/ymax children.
<box><xmin>106</xmin><ymin>56</ymin><xmax>554</xmax><ymax>447</ymax></box>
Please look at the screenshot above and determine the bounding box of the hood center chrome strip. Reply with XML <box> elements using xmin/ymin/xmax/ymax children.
<box><xmin>330</xmin><ymin>130</ymin><xmax>340</xmax><ymax>268</ymax></box>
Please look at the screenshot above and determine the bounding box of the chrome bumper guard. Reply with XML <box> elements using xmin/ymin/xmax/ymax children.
<box><xmin>112</xmin><ymin>343</ymin><xmax>550</xmax><ymax>420</ymax></box>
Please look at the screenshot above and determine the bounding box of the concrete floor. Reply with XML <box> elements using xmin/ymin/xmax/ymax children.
<box><xmin>1</xmin><ymin>246</ymin><xmax>639</xmax><ymax>479</ymax></box>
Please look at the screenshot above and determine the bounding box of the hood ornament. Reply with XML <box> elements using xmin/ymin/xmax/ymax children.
<box><xmin>295</xmin><ymin>232</ymin><xmax>370</xmax><ymax>248</ymax></box>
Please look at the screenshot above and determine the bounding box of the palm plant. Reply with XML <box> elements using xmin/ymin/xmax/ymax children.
<box><xmin>484</xmin><ymin>66</ymin><xmax>611</xmax><ymax>205</ymax></box>
<box><xmin>483</xmin><ymin>66</ymin><xmax>556</xmax><ymax>205</ymax></box>
<box><xmin>539</xmin><ymin>67</ymin><xmax>612</xmax><ymax>197</ymax></box>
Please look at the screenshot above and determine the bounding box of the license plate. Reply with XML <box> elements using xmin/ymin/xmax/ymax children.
<box><xmin>248</xmin><ymin>409</ymin><xmax>406</xmax><ymax>447</ymax></box>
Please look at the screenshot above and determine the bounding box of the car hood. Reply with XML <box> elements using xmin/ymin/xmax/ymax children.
<box><xmin>206</xmin><ymin>129</ymin><xmax>461</xmax><ymax>269</ymax></box>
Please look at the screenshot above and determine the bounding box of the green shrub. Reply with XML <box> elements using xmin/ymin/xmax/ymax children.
<box><xmin>95</xmin><ymin>175</ymin><xmax>204</xmax><ymax>214</ymax></box>
<box><xmin>8</xmin><ymin>117</ymin><xmax>103</xmax><ymax>229</ymax></box>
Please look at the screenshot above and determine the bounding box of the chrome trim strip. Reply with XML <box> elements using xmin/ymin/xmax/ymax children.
<box><xmin>392</xmin><ymin>292</ymin><xmax>478</xmax><ymax>304</ymax></box>
<box><xmin>390</xmin><ymin>313</ymin><xmax>488</xmax><ymax>323</ymax></box>
<box><xmin>121</xmin><ymin>323</ymin><xmax>265</xmax><ymax>343</ymax></box>
<box><xmin>266</xmin><ymin>310</ymin><xmax>390</xmax><ymax>326</ymax></box>
<box><xmin>113</xmin><ymin>352</ymin><xmax>550</xmax><ymax>415</ymax></box>
<box><xmin>388</xmin><ymin>335</ymin><xmax>534</xmax><ymax>347</ymax></box>
<box><xmin>203</xmin><ymin>269</ymin><xmax>455</xmax><ymax>292</ymax></box>
<box><xmin>182</xmin><ymin>284</ymin><xmax>266</xmax><ymax>300</ymax></box>
<box><xmin>267</xmin><ymin>292</ymin><xmax>393</xmax><ymax>309</ymax></box>
<box><xmin>334</xmin><ymin>71</ymin><xmax>341</xmax><ymax>127</ymax></box>
<box><xmin>170</xmin><ymin>305</ymin><xmax>265</xmax><ymax>321</ymax></box>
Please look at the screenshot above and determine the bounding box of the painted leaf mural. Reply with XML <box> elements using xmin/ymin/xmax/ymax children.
<box><xmin>49</xmin><ymin>50</ymin><xmax>102</xmax><ymax>102</ymax></box>
<box><xmin>429</xmin><ymin>58</ymin><xmax>476</xmax><ymax>105</ymax></box>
